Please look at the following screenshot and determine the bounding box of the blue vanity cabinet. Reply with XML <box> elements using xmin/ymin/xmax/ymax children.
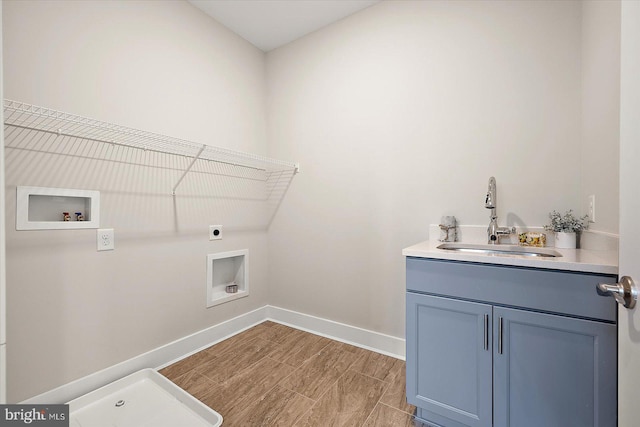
<box><xmin>406</xmin><ymin>292</ymin><xmax>493</xmax><ymax>427</ymax></box>
<box><xmin>493</xmin><ymin>306</ymin><xmax>616</xmax><ymax>427</ymax></box>
<box><xmin>406</xmin><ymin>257</ymin><xmax>618</xmax><ymax>427</ymax></box>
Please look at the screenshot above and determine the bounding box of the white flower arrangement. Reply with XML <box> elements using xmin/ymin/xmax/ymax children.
<box><xmin>544</xmin><ymin>210</ymin><xmax>589</xmax><ymax>233</ymax></box>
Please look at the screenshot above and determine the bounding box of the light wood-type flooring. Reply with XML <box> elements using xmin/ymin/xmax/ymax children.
<box><xmin>160</xmin><ymin>321</ymin><xmax>427</xmax><ymax>426</ymax></box>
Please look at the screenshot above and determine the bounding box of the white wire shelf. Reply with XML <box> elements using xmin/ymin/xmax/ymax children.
<box><xmin>3</xmin><ymin>99</ymin><xmax>299</xmax><ymax>195</ymax></box>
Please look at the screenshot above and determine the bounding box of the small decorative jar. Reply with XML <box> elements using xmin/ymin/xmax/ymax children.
<box><xmin>439</xmin><ymin>216</ymin><xmax>457</xmax><ymax>242</ymax></box>
<box><xmin>62</xmin><ymin>212</ymin><xmax>71</xmax><ymax>221</ymax></box>
<box><xmin>554</xmin><ymin>231</ymin><xmax>577</xmax><ymax>249</ymax></box>
<box><xmin>518</xmin><ymin>232</ymin><xmax>546</xmax><ymax>247</ymax></box>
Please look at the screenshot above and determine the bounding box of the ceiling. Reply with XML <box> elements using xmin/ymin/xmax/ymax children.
<box><xmin>188</xmin><ymin>0</ymin><xmax>381</xmax><ymax>52</ymax></box>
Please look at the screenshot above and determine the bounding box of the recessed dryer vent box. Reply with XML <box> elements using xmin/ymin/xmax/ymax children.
<box><xmin>16</xmin><ymin>186</ymin><xmax>100</xmax><ymax>230</ymax></box>
<box><xmin>206</xmin><ymin>249</ymin><xmax>249</xmax><ymax>308</ymax></box>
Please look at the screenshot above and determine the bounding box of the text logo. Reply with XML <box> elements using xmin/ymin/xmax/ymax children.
<box><xmin>0</xmin><ymin>405</ymin><xmax>68</xmax><ymax>426</ymax></box>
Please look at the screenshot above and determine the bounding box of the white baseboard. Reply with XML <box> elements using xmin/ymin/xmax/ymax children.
<box><xmin>266</xmin><ymin>306</ymin><xmax>405</xmax><ymax>360</ymax></box>
<box><xmin>22</xmin><ymin>305</ymin><xmax>405</xmax><ymax>404</ymax></box>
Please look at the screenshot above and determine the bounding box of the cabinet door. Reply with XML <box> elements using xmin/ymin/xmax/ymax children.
<box><xmin>493</xmin><ymin>307</ymin><xmax>617</xmax><ymax>427</ymax></box>
<box><xmin>407</xmin><ymin>293</ymin><xmax>493</xmax><ymax>427</ymax></box>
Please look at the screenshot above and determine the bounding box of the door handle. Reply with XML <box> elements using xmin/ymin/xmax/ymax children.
<box><xmin>597</xmin><ymin>276</ymin><xmax>638</xmax><ymax>309</ymax></box>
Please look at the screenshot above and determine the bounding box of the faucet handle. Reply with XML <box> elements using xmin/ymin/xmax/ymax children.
<box><xmin>496</xmin><ymin>226</ymin><xmax>516</xmax><ymax>236</ymax></box>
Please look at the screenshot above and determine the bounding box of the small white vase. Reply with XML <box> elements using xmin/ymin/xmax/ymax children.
<box><xmin>555</xmin><ymin>231</ymin><xmax>577</xmax><ymax>249</ymax></box>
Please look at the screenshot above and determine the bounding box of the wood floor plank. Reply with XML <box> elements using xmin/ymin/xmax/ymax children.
<box><xmin>170</xmin><ymin>370</ymin><xmax>220</xmax><ymax>401</ymax></box>
<box><xmin>268</xmin><ymin>329</ymin><xmax>324</xmax><ymax>362</ymax></box>
<box><xmin>295</xmin><ymin>370</ymin><xmax>386</xmax><ymax>427</ymax></box>
<box><xmin>350</xmin><ymin>350</ymin><xmax>405</xmax><ymax>383</ymax></box>
<box><xmin>200</xmin><ymin>357</ymin><xmax>294</xmax><ymax>423</ymax></box>
<box><xmin>380</xmin><ymin>365</ymin><xmax>416</xmax><ymax>414</ymax></box>
<box><xmin>365</xmin><ymin>403</ymin><xmax>421</xmax><ymax>427</ymax></box>
<box><xmin>260</xmin><ymin>320</ymin><xmax>278</xmax><ymax>328</ymax></box>
<box><xmin>161</xmin><ymin>324</ymin><xmax>416</xmax><ymax>427</ymax></box>
<box><xmin>231</xmin><ymin>385</ymin><xmax>315</xmax><ymax>427</ymax></box>
<box><xmin>159</xmin><ymin>349</ymin><xmax>215</xmax><ymax>380</ymax></box>
<box><xmin>282</xmin><ymin>335</ymin><xmax>332</xmax><ymax>368</ymax></box>
<box><xmin>197</xmin><ymin>337</ymin><xmax>279</xmax><ymax>383</ymax></box>
<box><xmin>204</xmin><ymin>325</ymin><xmax>269</xmax><ymax>358</ymax></box>
<box><xmin>259</xmin><ymin>322</ymin><xmax>301</xmax><ymax>344</ymax></box>
<box><xmin>205</xmin><ymin>322</ymin><xmax>296</xmax><ymax>359</ymax></box>
<box><xmin>279</xmin><ymin>341</ymin><xmax>362</xmax><ymax>400</ymax></box>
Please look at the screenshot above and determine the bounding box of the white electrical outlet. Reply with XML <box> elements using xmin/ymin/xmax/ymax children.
<box><xmin>588</xmin><ymin>195</ymin><xmax>596</xmax><ymax>223</ymax></box>
<box><xmin>97</xmin><ymin>228</ymin><xmax>115</xmax><ymax>251</ymax></box>
<box><xmin>209</xmin><ymin>225</ymin><xmax>222</xmax><ymax>241</ymax></box>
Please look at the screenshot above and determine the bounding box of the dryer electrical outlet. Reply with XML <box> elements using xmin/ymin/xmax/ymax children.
<box><xmin>209</xmin><ymin>225</ymin><xmax>222</xmax><ymax>241</ymax></box>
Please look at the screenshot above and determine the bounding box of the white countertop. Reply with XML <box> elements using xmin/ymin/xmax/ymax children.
<box><xmin>403</xmin><ymin>240</ymin><xmax>618</xmax><ymax>275</ymax></box>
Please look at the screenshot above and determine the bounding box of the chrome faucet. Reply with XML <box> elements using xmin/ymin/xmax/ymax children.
<box><xmin>485</xmin><ymin>176</ymin><xmax>515</xmax><ymax>244</ymax></box>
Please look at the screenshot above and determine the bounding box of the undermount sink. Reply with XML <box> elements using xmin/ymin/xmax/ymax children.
<box><xmin>436</xmin><ymin>242</ymin><xmax>562</xmax><ymax>258</ymax></box>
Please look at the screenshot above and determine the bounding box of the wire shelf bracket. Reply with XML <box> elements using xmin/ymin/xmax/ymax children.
<box><xmin>172</xmin><ymin>144</ymin><xmax>206</xmax><ymax>196</ymax></box>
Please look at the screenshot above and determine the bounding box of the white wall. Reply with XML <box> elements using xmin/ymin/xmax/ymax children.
<box><xmin>581</xmin><ymin>1</ymin><xmax>620</xmax><ymax>235</ymax></box>
<box><xmin>0</xmin><ymin>0</ymin><xmax>7</xmax><ymax>404</ymax></box>
<box><xmin>266</xmin><ymin>0</ymin><xmax>583</xmax><ymax>338</ymax></box>
<box><xmin>3</xmin><ymin>0</ymin><xmax>268</xmax><ymax>402</ymax></box>
<box><xmin>3</xmin><ymin>0</ymin><xmax>622</xmax><ymax>403</ymax></box>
